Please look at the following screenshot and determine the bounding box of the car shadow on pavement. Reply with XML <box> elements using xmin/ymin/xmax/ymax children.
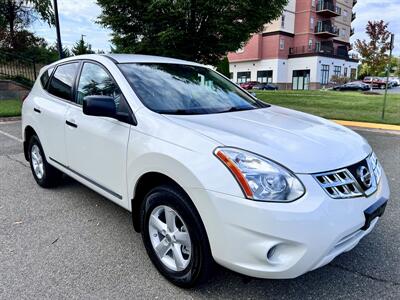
<box><xmin>54</xmin><ymin>174</ymin><xmax>398</xmax><ymax>299</ymax></box>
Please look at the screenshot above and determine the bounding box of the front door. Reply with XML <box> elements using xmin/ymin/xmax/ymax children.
<box><xmin>65</xmin><ymin>62</ymin><xmax>131</xmax><ymax>204</ymax></box>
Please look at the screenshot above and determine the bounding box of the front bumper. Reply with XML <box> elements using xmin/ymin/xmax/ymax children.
<box><xmin>189</xmin><ymin>171</ymin><xmax>390</xmax><ymax>279</ymax></box>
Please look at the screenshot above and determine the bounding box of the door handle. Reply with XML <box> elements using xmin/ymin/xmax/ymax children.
<box><xmin>66</xmin><ymin>120</ymin><xmax>78</xmax><ymax>128</ymax></box>
<box><xmin>34</xmin><ymin>108</ymin><xmax>41</xmax><ymax>113</ymax></box>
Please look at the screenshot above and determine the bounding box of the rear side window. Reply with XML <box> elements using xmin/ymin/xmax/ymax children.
<box><xmin>48</xmin><ymin>62</ymin><xmax>79</xmax><ymax>101</ymax></box>
<box><xmin>40</xmin><ymin>67</ymin><xmax>54</xmax><ymax>88</ymax></box>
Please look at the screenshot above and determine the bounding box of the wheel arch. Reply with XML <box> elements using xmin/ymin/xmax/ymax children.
<box><xmin>23</xmin><ymin>125</ymin><xmax>38</xmax><ymax>161</ymax></box>
<box><xmin>131</xmin><ymin>172</ymin><xmax>197</xmax><ymax>233</ymax></box>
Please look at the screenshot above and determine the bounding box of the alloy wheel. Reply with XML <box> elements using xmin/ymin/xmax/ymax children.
<box><xmin>148</xmin><ymin>205</ymin><xmax>192</xmax><ymax>272</ymax></box>
<box><xmin>31</xmin><ymin>144</ymin><xmax>44</xmax><ymax>179</ymax></box>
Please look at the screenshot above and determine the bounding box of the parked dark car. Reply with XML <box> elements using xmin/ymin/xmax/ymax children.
<box><xmin>239</xmin><ymin>81</ymin><xmax>260</xmax><ymax>90</ymax></box>
<box><xmin>333</xmin><ymin>82</ymin><xmax>370</xmax><ymax>91</ymax></box>
<box><xmin>252</xmin><ymin>83</ymin><xmax>279</xmax><ymax>90</ymax></box>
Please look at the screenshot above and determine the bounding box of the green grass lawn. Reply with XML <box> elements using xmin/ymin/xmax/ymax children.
<box><xmin>254</xmin><ymin>90</ymin><xmax>400</xmax><ymax>125</ymax></box>
<box><xmin>0</xmin><ymin>99</ymin><xmax>22</xmax><ymax>117</ymax></box>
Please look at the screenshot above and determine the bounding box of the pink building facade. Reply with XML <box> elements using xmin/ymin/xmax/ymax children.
<box><xmin>228</xmin><ymin>0</ymin><xmax>359</xmax><ymax>90</ymax></box>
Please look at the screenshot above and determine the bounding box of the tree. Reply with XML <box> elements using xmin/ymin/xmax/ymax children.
<box><xmin>71</xmin><ymin>36</ymin><xmax>95</xmax><ymax>55</ymax></box>
<box><xmin>0</xmin><ymin>0</ymin><xmax>54</xmax><ymax>49</ymax></box>
<box><xmin>216</xmin><ymin>56</ymin><xmax>230</xmax><ymax>77</ymax></box>
<box><xmin>97</xmin><ymin>0</ymin><xmax>288</xmax><ymax>65</ymax></box>
<box><xmin>354</xmin><ymin>20</ymin><xmax>391</xmax><ymax>76</ymax></box>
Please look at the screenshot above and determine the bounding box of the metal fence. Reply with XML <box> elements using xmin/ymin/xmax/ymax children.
<box><xmin>0</xmin><ymin>50</ymin><xmax>37</xmax><ymax>85</ymax></box>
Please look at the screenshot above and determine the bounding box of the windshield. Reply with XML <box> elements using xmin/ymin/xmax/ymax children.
<box><xmin>118</xmin><ymin>63</ymin><xmax>267</xmax><ymax>115</ymax></box>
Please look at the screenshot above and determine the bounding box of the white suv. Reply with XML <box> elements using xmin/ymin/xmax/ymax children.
<box><xmin>22</xmin><ymin>54</ymin><xmax>390</xmax><ymax>287</ymax></box>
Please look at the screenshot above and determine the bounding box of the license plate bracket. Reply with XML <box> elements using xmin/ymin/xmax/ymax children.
<box><xmin>361</xmin><ymin>198</ymin><xmax>388</xmax><ymax>230</ymax></box>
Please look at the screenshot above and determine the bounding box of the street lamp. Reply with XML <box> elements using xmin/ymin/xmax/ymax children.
<box><xmin>53</xmin><ymin>0</ymin><xmax>63</xmax><ymax>59</ymax></box>
<box><xmin>382</xmin><ymin>33</ymin><xmax>395</xmax><ymax>120</ymax></box>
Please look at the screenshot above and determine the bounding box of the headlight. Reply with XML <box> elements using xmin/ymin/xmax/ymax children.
<box><xmin>214</xmin><ymin>147</ymin><xmax>305</xmax><ymax>202</ymax></box>
<box><xmin>370</xmin><ymin>152</ymin><xmax>382</xmax><ymax>185</ymax></box>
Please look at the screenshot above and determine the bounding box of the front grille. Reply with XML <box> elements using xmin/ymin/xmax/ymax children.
<box><xmin>314</xmin><ymin>169</ymin><xmax>363</xmax><ymax>198</ymax></box>
<box><xmin>313</xmin><ymin>153</ymin><xmax>381</xmax><ymax>199</ymax></box>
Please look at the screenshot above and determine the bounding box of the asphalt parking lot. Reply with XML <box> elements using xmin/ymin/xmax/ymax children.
<box><xmin>375</xmin><ymin>86</ymin><xmax>400</xmax><ymax>94</ymax></box>
<box><xmin>0</xmin><ymin>120</ymin><xmax>399</xmax><ymax>299</ymax></box>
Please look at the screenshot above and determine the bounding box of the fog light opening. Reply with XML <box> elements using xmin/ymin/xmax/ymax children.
<box><xmin>267</xmin><ymin>246</ymin><xmax>277</xmax><ymax>261</ymax></box>
<box><xmin>266</xmin><ymin>244</ymin><xmax>283</xmax><ymax>265</ymax></box>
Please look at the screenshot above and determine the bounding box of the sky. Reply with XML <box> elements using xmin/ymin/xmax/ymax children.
<box><xmin>30</xmin><ymin>0</ymin><xmax>400</xmax><ymax>55</ymax></box>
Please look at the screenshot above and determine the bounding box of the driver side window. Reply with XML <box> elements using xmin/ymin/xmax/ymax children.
<box><xmin>76</xmin><ymin>62</ymin><xmax>129</xmax><ymax>113</ymax></box>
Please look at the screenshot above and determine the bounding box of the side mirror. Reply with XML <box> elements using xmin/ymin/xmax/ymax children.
<box><xmin>83</xmin><ymin>96</ymin><xmax>117</xmax><ymax>118</ymax></box>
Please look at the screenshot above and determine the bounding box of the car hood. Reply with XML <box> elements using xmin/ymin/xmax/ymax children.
<box><xmin>165</xmin><ymin>106</ymin><xmax>371</xmax><ymax>173</ymax></box>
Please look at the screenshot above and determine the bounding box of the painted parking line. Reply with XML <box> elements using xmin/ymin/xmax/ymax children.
<box><xmin>0</xmin><ymin>129</ymin><xmax>23</xmax><ymax>143</ymax></box>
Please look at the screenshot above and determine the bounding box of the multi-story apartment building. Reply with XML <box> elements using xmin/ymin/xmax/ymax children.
<box><xmin>228</xmin><ymin>0</ymin><xmax>358</xmax><ymax>90</ymax></box>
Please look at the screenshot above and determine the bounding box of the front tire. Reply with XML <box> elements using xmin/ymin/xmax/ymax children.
<box><xmin>140</xmin><ymin>185</ymin><xmax>213</xmax><ymax>287</ymax></box>
<box><xmin>28</xmin><ymin>135</ymin><xmax>63</xmax><ymax>188</ymax></box>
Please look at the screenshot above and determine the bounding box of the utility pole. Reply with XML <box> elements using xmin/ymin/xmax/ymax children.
<box><xmin>382</xmin><ymin>33</ymin><xmax>394</xmax><ymax>120</ymax></box>
<box><xmin>53</xmin><ymin>0</ymin><xmax>63</xmax><ymax>59</ymax></box>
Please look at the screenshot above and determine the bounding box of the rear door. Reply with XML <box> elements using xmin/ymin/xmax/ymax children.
<box><xmin>65</xmin><ymin>61</ymin><xmax>131</xmax><ymax>204</ymax></box>
<box><xmin>36</xmin><ymin>62</ymin><xmax>80</xmax><ymax>165</ymax></box>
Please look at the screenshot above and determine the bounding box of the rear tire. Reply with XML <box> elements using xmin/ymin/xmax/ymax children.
<box><xmin>28</xmin><ymin>135</ymin><xmax>63</xmax><ymax>188</ymax></box>
<box><xmin>140</xmin><ymin>185</ymin><xmax>213</xmax><ymax>288</ymax></box>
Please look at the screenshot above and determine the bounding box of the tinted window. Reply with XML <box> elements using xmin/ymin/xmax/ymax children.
<box><xmin>40</xmin><ymin>67</ymin><xmax>54</xmax><ymax>88</ymax></box>
<box><xmin>119</xmin><ymin>63</ymin><xmax>265</xmax><ymax>115</ymax></box>
<box><xmin>48</xmin><ymin>63</ymin><xmax>79</xmax><ymax>101</ymax></box>
<box><xmin>77</xmin><ymin>63</ymin><xmax>128</xmax><ymax>113</ymax></box>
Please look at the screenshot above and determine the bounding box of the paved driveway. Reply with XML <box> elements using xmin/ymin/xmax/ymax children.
<box><xmin>0</xmin><ymin>121</ymin><xmax>399</xmax><ymax>299</ymax></box>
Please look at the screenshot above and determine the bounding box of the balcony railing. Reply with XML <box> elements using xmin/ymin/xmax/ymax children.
<box><xmin>315</xmin><ymin>23</ymin><xmax>339</xmax><ymax>37</ymax></box>
<box><xmin>353</xmin><ymin>0</ymin><xmax>357</xmax><ymax>7</ymax></box>
<box><xmin>350</xmin><ymin>28</ymin><xmax>355</xmax><ymax>36</ymax></box>
<box><xmin>352</xmin><ymin>12</ymin><xmax>356</xmax><ymax>21</ymax></box>
<box><xmin>289</xmin><ymin>45</ymin><xmax>358</xmax><ymax>60</ymax></box>
<box><xmin>316</xmin><ymin>1</ymin><xmax>341</xmax><ymax>17</ymax></box>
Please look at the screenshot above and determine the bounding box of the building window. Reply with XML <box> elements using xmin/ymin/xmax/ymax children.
<box><xmin>341</xmin><ymin>28</ymin><xmax>346</xmax><ymax>37</ymax></box>
<box><xmin>310</xmin><ymin>17</ymin><xmax>314</xmax><ymax>30</ymax></box>
<box><xmin>281</xmin><ymin>14</ymin><xmax>285</xmax><ymax>28</ymax></box>
<box><xmin>321</xmin><ymin>64</ymin><xmax>330</xmax><ymax>84</ymax></box>
<box><xmin>334</xmin><ymin>66</ymin><xmax>341</xmax><ymax>76</ymax></box>
<box><xmin>344</xmin><ymin>67</ymin><xmax>348</xmax><ymax>77</ymax></box>
<box><xmin>308</xmin><ymin>39</ymin><xmax>313</xmax><ymax>50</ymax></box>
<box><xmin>292</xmin><ymin>70</ymin><xmax>310</xmax><ymax>90</ymax></box>
<box><xmin>257</xmin><ymin>70</ymin><xmax>273</xmax><ymax>83</ymax></box>
<box><xmin>343</xmin><ymin>10</ymin><xmax>348</xmax><ymax>21</ymax></box>
<box><xmin>237</xmin><ymin>71</ymin><xmax>251</xmax><ymax>83</ymax></box>
<box><xmin>350</xmin><ymin>68</ymin><xmax>357</xmax><ymax>80</ymax></box>
<box><xmin>279</xmin><ymin>38</ymin><xmax>285</xmax><ymax>50</ymax></box>
<box><xmin>315</xmin><ymin>42</ymin><xmax>321</xmax><ymax>52</ymax></box>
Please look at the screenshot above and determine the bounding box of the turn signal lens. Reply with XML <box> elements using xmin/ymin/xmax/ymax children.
<box><xmin>215</xmin><ymin>149</ymin><xmax>253</xmax><ymax>198</ymax></box>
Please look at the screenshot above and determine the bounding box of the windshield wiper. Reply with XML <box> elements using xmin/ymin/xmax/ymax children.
<box><xmin>216</xmin><ymin>106</ymin><xmax>256</xmax><ymax>113</ymax></box>
<box><xmin>158</xmin><ymin>109</ymin><xmax>202</xmax><ymax>115</ymax></box>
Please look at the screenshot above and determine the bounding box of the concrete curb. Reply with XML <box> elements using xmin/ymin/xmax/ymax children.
<box><xmin>333</xmin><ymin>120</ymin><xmax>400</xmax><ymax>131</ymax></box>
<box><xmin>0</xmin><ymin>116</ymin><xmax>21</xmax><ymax>123</ymax></box>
